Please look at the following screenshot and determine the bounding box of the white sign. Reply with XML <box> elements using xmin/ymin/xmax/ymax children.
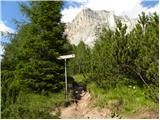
<box><xmin>57</xmin><ymin>54</ymin><xmax>75</xmax><ymax>60</ymax></box>
<box><xmin>57</xmin><ymin>54</ymin><xmax>75</xmax><ymax>101</ymax></box>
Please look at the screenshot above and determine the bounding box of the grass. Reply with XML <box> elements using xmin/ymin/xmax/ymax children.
<box><xmin>72</xmin><ymin>74</ymin><xmax>86</xmax><ymax>83</ymax></box>
<box><xmin>2</xmin><ymin>91</ymin><xmax>66</xmax><ymax>119</ymax></box>
<box><xmin>85</xmin><ymin>77</ymin><xmax>158</xmax><ymax>117</ymax></box>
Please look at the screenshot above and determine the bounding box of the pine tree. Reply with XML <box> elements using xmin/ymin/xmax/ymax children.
<box><xmin>14</xmin><ymin>1</ymin><xmax>71</xmax><ymax>93</ymax></box>
<box><xmin>1</xmin><ymin>1</ymin><xmax>72</xmax><ymax>118</ymax></box>
<box><xmin>69</xmin><ymin>41</ymin><xmax>91</xmax><ymax>77</ymax></box>
<box><xmin>91</xmin><ymin>28</ymin><xmax>116</xmax><ymax>87</ymax></box>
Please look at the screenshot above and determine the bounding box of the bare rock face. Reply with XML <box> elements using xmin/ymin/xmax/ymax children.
<box><xmin>65</xmin><ymin>8</ymin><xmax>136</xmax><ymax>47</ymax></box>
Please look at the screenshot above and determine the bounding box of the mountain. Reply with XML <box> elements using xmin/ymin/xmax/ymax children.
<box><xmin>65</xmin><ymin>8</ymin><xmax>136</xmax><ymax>47</ymax></box>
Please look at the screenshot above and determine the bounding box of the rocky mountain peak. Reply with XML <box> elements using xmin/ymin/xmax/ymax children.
<box><xmin>65</xmin><ymin>8</ymin><xmax>136</xmax><ymax>47</ymax></box>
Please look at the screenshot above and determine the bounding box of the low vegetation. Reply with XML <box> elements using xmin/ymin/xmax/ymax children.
<box><xmin>2</xmin><ymin>91</ymin><xmax>65</xmax><ymax>118</ymax></box>
<box><xmin>88</xmin><ymin>82</ymin><xmax>157</xmax><ymax>116</ymax></box>
<box><xmin>73</xmin><ymin>74</ymin><xmax>158</xmax><ymax>117</ymax></box>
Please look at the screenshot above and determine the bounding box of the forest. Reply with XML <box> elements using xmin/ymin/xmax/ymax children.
<box><xmin>1</xmin><ymin>1</ymin><xmax>159</xmax><ymax>119</ymax></box>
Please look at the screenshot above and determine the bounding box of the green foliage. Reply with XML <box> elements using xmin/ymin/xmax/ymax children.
<box><xmin>1</xmin><ymin>91</ymin><xmax>65</xmax><ymax>119</ymax></box>
<box><xmin>87</xmin><ymin>82</ymin><xmax>157</xmax><ymax>116</ymax></box>
<box><xmin>144</xmin><ymin>83</ymin><xmax>159</xmax><ymax>103</ymax></box>
<box><xmin>92</xmin><ymin>28</ymin><xmax>116</xmax><ymax>82</ymax></box>
<box><xmin>128</xmin><ymin>12</ymin><xmax>159</xmax><ymax>85</ymax></box>
<box><xmin>1</xmin><ymin>3</ymin><xmax>158</xmax><ymax>118</ymax></box>
<box><xmin>69</xmin><ymin>12</ymin><xmax>159</xmax><ymax>103</ymax></box>
<box><xmin>68</xmin><ymin>41</ymin><xmax>91</xmax><ymax>77</ymax></box>
<box><xmin>72</xmin><ymin>74</ymin><xmax>87</xmax><ymax>83</ymax></box>
<box><xmin>15</xmin><ymin>60</ymin><xmax>64</xmax><ymax>93</ymax></box>
<box><xmin>1</xmin><ymin>1</ymin><xmax>72</xmax><ymax>118</ymax></box>
<box><xmin>68</xmin><ymin>12</ymin><xmax>159</xmax><ymax>118</ymax></box>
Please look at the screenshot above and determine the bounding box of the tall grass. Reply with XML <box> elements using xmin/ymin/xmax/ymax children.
<box><xmin>1</xmin><ymin>91</ymin><xmax>65</xmax><ymax>119</ymax></box>
<box><xmin>87</xmin><ymin>81</ymin><xmax>158</xmax><ymax>116</ymax></box>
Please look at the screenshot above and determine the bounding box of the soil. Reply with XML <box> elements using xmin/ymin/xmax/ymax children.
<box><xmin>50</xmin><ymin>91</ymin><xmax>159</xmax><ymax>119</ymax></box>
<box><xmin>51</xmin><ymin>92</ymin><xmax>111</xmax><ymax>119</ymax></box>
<box><xmin>125</xmin><ymin>108</ymin><xmax>159</xmax><ymax>119</ymax></box>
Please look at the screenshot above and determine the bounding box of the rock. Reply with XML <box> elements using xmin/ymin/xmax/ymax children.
<box><xmin>65</xmin><ymin>8</ymin><xmax>136</xmax><ymax>47</ymax></box>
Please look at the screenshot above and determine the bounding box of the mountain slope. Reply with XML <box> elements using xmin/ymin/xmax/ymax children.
<box><xmin>65</xmin><ymin>8</ymin><xmax>136</xmax><ymax>47</ymax></box>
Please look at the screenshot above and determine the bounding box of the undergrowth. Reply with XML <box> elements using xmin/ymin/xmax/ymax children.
<box><xmin>72</xmin><ymin>74</ymin><xmax>87</xmax><ymax>83</ymax></box>
<box><xmin>1</xmin><ymin>91</ymin><xmax>65</xmax><ymax>119</ymax></box>
<box><xmin>87</xmin><ymin>82</ymin><xmax>158</xmax><ymax>116</ymax></box>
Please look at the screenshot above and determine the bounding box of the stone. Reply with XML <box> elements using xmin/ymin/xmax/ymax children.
<box><xmin>65</xmin><ymin>8</ymin><xmax>136</xmax><ymax>47</ymax></box>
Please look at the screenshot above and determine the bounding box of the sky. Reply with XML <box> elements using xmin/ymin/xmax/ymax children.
<box><xmin>0</xmin><ymin>0</ymin><xmax>159</xmax><ymax>34</ymax></box>
<box><xmin>0</xmin><ymin>0</ymin><xmax>158</xmax><ymax>57</ymax></box>
<box><xmin>0</xmin><ymin>1</ymin><xmax>28</xmax><ymax>34</ymax></box>
<box><xmin>61</xmin><ymin>0</ymin><xmax>159</xmax><ymax>22</ymax></box>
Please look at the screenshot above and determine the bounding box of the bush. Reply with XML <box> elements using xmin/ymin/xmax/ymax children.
<box><xmin>144</xmin><ymin>83</ymin><xmax>159</xmax><ymax>103</ymax></box>
<box><xmin>1</xmin><ymin>91</ymin><xmax>65</xmax><ymax>119</ymax></box>
<box><xmin>87</xmin><ymin>81</ymin><xmax>157</xmax><ymax>116</ymax></box>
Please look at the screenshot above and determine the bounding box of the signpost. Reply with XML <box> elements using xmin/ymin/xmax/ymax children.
<box><xmin>57</xmin><ymin>54</ymin><xmax>75</xmax><ymax>101</ymax></box>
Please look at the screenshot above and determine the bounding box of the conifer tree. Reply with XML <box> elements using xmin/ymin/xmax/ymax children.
<box><xmin>69</xmin><ymin>41</ymin><xmax>91</xmax><ymax>77</ymax></box>
<box><xmin>14</xmin><ymin>1</ymin><xmax>71</xmax><ymax>93</ymax></box>
<box><xmin>1</xmin><ymin>1</ymin><xmax>72</xmax><ymax>118</ymax></box>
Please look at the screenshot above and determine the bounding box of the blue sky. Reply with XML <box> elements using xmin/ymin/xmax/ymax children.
<box><xmin>62</xmin><ymin>1</ymin><xmax>82</xmax><ymax>9</ymax></box>
<box><xmin>1</xmin><ymin>1</ymin><xmax>28</xmax><ymax>31</ymax></box>
<box><xmin>141</xmin><ymin>0</ymin><xmax>159</xmax><ymax>8</ymax></box>
<box><xmin>0</xmin><ymin>0</ymin><xmax>159</xmax><ymax>33</ymax></box>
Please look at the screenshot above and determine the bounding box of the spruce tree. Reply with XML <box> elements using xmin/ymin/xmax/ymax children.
<box><xmin>69</xmin><ymin>41</ymin><xmax>91</xmax><ymax>77</ymax></box>
<box><xmin>1</xmin><ymin>1</ymin><xmax>72</xmax><ymax>118</ymax></box>
<box><xmin>14</xmin><ymin>1</ymin><xmax>71</xmax><ymax>93</ymax></box>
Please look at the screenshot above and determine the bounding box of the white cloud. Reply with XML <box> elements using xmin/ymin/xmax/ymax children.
<box><xmin>61</xmin><ymin>6</ymin><xmax>83</xmax><ymax>22</ymax></box>
<box><xmin>125</xmin><ymin>1</ymin><xmax>159</xmax><ymax>18</ymax></box>
<box><xmin>61</xmin><ymin>0</ymin><xmax>159</xmax><ymax>22</ymax></box>
<box><xmin>0</xmin><ymin>21</ymin><xmax>15</xmax><ymax>56</ymax></box>
<box><xmin>0</xmin><ymin>21</ymin><xmax>15</xmax><ymax>34</ymax></box>
<box><xmin>0</xmin><ymin>21</ymin><xmax>15</xmax><ymax>58</ymax></box>
<box><xmin>85</xmin><ymin>0</ymin><xmax>141</xmax><ymax>15</ymax></box>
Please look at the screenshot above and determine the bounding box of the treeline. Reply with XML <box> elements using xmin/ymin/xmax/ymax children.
<box><xmin>69</xmin><ymin>12</ymin><xmax>159</xmax><ymax>103</ymax></box>
<box><xmin>1</xmin><ymin>1</ymin><xmax>72</xmax><ymax>118</ymax></box>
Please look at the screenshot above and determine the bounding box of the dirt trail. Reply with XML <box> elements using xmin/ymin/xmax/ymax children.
<box><xmin>59</xmin><ymin>92</ymin><xmax>111</xmax><ymax>119</ymax></box>
<box><xmin>50</xmin><ymin>91</ymin><xmax>159</xmax><ymax>119</ymax></box>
